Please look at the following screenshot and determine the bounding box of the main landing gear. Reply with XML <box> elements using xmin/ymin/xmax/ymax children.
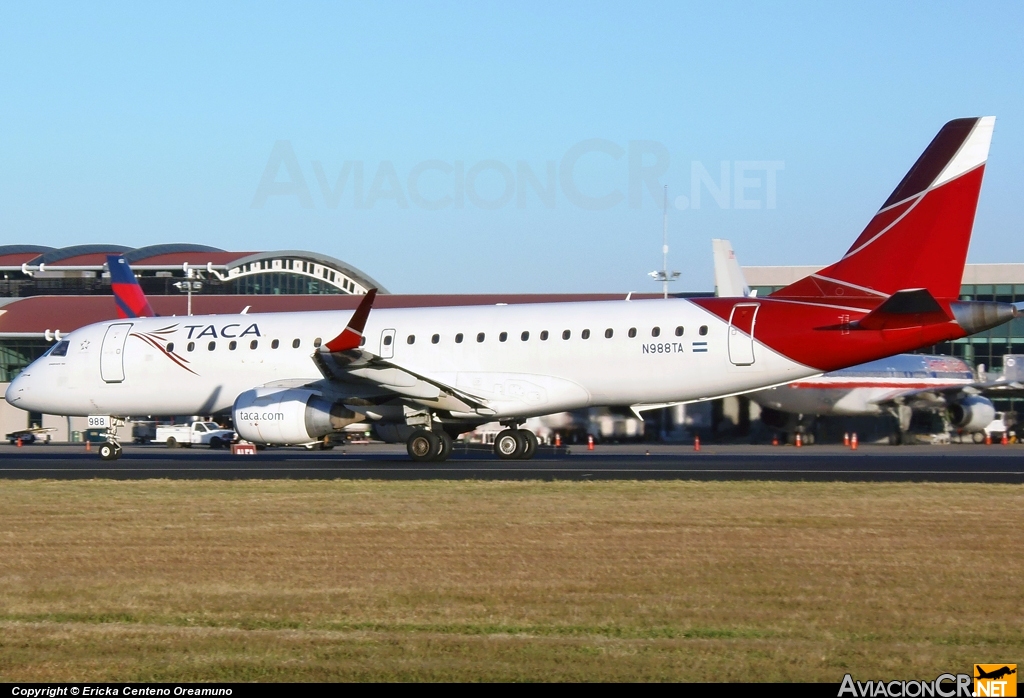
<box><xmin>406</xmin><ymin>429</ymin><xmax>453</xmax><ymax>462</ymax></box>
<box><xmin>494</xmin><ymin>428</ymin><xmax>538</xmax><ymax>460</ymax></box>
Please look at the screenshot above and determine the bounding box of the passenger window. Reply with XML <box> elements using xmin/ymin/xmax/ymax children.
<box><xmin>499</xmin><ymin>332</ymin><xmax>508</xmax><ymax>342</ymax></box>
<box><xmin>562</xmin><ymin>330</ymin><xmax>571</xmax><ymax>340</ymax></box>
<box><xmin>699</xmin><ymin>325</ymin><xmax>708</xmax><ymax>336</ymax></box>
<box><xmin>313</xmin><ymin>337</ymin><xmax>322</xmax><ymax>348</ymax></box>
<box><xmin>652</xmin><ymin>327</ymin><xmax>661</xmax><ymax>337</ymax></box>
<box><xmin>675</xmin><ymin>326</ymin><xmax>684</xmax><ymax>336</ymax></box>
<box><xmin>187</xmin><ymin>342</ymin><xmax>195</xmax><ymax>352</ymax></box>
<box><xmin>383</xmin><ymin>335</ymin><xmax>393</xmax><ymax>346</ymax></box>
<box><xmin>456</xmin><ymin>333</ymin><xmax>464</xmax><ymax>343</ymax></box>
<box><xmin>167</xmin><ymin>342</ymin><xmax>175</xmax><ymax>353</ymax></box>
<box><xmin>540</xmin><ymin>330</ymin><xmax>549</xmax><ymax>340</ymax></box>
<box><xmin>628</xmin><ymin>328</ymin><xmax>637</xmax><ymax>338</ymax></box>
<box><xmin>208</xmin><ymin>341</ymin><xmax>216</xmax><ymax>351</ymax></box>
<box><xmin>521</xmin><ymin>331</ymin><xmax>529</xmax><ymax>341</ymax></box>
<box><xmin>271</xmin><ymin>339</ymin><xmax>280</xmax><ymax>349</ymax></box>
<box><xmin>431</xmin><ymin>334</ymin><xmax>439</xmax><ymax>344</ymax></box>
<box><xmin>477</xmin><ymin>332</ymin><xmax>485</xmax><ymax>343</ymax></box>
<box><xmin>250</xmin><ymin>340</ymin><xmax>258</xmax><ymax>350</ymax></box>
<box><xmin>292</xmin><ymin>339</ymin><xmax>300</xmax><ymax>348</ymax></box>
<box><xmin>229</xmin><ymin>341</ymin><xmax>237</xmax><ymax>350</ymax></box>
<box><xmin>407</xmin><ymin>335</ymin><xmax>415</xmax><ymax>344</ymax></box>
<box><xmin>605</xmin><ymin>328</ymin><xmax>613</xmax><ymax>338</ymax></box>
<box><xmin>582</xmin><ymin>329</ymin><xmax>591</xmax><ymax>339</ymax></box>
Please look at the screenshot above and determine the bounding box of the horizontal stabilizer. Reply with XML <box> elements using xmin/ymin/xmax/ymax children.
<box><xmin>854</xmin><ymin>289</ymin><xmax>951</xmax><ymax>330</ymax></box>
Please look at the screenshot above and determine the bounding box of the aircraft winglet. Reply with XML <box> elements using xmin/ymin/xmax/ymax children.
<box><xmin>324</xmin><ymin>288</ymin><xmax>377</xmax><ymax>352</ymax></box>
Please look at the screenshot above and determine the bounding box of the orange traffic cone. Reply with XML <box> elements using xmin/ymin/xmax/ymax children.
<box><xmin>587</xmin><ymin>435</ymin><xmax>594</xmax><ymax>451</ymax></box>
<box><xmin>771</xmin><ymin>434</ymin><xmax>778</xmax><ymax>446</ymax></box>
<box><xmin>1001</xmin><ymin>432</ymin><xmax>1008</xmax><ymax>445</ymax></box>
<box><xmin>851</xmin><ymin>432</ymin><xmax>859</xmax><ymax>450</ymax></box>
<box><xmin>985</xmin><ymin>432</ymin><xmax>992</xmax><ymax>445</ymax></box>
<box><xmin>843</xmin><ymin>432</ymin><xmax>850</xmax><ymax>447</ymax></box>
<box><xmin>554</xmin><ymin>433</ymin><xmax>561</xmax><ymax>448</ymax></box>
<box><xmin>86</xmin><ymin>440</ymin><xmax>91</xmax><ymax>452</ymax></box>
<box><xmin>694</xmin><ymin>435</ymin><xmax>701</xmax><ymax>452</ymax></box>
<box><xmin>795</xmin><ymin>433</ymin><xmax>802</xmax><ymax>448</ymax></box>
<box><xmin>16</xmin><ymin>438</ymin><xmax>22</xmax><ymax>447</ymax></box>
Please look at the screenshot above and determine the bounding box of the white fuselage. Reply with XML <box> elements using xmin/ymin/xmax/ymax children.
<box><xmin>7</xmin><ymin>299</ymin><xmax>813</xmax><ymax>420</ymax></box>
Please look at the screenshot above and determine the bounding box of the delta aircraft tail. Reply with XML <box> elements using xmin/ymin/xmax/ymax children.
<box><xmin>771</xmin><ymin>117</ymin><xmax>995</xmax><ymax>305</ymax></box>
<box><xmin>108</xmin><ymin>255</ymin><xmax>156</xmax><ymax>319</ymax></box>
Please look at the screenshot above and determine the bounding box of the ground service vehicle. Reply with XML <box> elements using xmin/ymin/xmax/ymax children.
<box><xmin>155</xmin><ymin>421</ymin><xmax>235</xmax><ymax>448</ymax></box>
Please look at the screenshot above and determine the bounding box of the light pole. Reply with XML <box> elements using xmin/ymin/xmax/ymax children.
<box><xmin>648</xmin><ymin>185</ymin><xmax>679</xmax><ymax>298</ymax></box>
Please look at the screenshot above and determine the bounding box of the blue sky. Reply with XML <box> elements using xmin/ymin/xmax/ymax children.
<box><xmin>1</xmin><ymin>1</ymin><xmax>1021</xmax><ymax>293</ymax></box>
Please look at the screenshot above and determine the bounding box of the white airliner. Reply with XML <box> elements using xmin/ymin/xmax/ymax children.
<box><xmin>6</xmin><ymin>117</ymin><xmax>1019</xmax><ymax>461</ymax></box>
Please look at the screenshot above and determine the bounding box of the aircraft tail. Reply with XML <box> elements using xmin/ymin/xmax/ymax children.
<box><xmin>712</xmin><ymin>239</ymin><xmax>752</xmax><ymax>298</ymax></box>
<box><xmin>107</xmin><ymin>255</ymin><xmax>156</xmax><ymax>318</ymax></box>
<box><xmin>772</xmin><ymin>117</ymin><xmax>995</xmax><ymax>304</ymax></box>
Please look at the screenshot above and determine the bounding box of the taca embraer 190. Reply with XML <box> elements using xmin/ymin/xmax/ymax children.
<box><xmin>6</xmin><ymin>117</ymin><xmax>1018</xmax><ymax>461</ymax></box>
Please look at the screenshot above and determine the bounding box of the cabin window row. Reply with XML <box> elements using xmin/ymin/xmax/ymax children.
<box><xmin>174</xmin><ymin>337</ymin><xmax>322</xmax><ymax>353</ymax></box>
<box><xmin>400</xmin><ymin>325</ymin><xmax>709</xmax><ymax>345</ymax></box>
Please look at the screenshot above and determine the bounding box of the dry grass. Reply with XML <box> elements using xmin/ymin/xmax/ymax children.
<box><xmin>0</xmin><ymin>479</ymin><xmax>1020</xmax><ymax>681</ymax></box>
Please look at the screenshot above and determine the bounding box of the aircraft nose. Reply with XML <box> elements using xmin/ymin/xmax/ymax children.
<box><xmin>5</xmin><ymin>373</ymin><xmax>30</xmax><ymax>407</ymax></box>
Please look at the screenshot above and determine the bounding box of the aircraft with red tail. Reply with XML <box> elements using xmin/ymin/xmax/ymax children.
<box><xmin>7</xmin><ymin>117</ymin><xmax>1017</xmax><ymax>462</ymax></box>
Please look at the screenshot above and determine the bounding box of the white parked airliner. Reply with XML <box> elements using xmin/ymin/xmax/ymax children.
<box><xmin>6</xmin><ymin>117</ymin><xmax>1019</xmax><ymax>461</ymax></box>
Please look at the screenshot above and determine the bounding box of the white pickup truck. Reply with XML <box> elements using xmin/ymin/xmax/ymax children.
<box><xmin>155</xmin><ymin>421</ymin><xmax>235</xmax><ymax>449</ymax></box>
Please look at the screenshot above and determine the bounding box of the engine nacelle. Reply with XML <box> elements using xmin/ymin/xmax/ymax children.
<box><xmin>233</xmin><ymin>388</ymin><xmax>363</xmax><ymax>445</ymax></box>
<box><xmin>947</xmin><ymin>395</ymin><xmax>995</xmax><ymax>432</ymax></box>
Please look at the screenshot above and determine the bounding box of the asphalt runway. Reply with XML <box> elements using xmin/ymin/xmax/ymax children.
<box><xmin>1</xmin><ymin>442</ymin><xmax>1023</xmax><ymax>482</ymax></box>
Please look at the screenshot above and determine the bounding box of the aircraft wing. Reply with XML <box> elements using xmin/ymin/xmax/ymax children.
<box><xmin>310</xmin><ymin>290</ymin><xmax>496</xmax><ymax>416</ymax></box>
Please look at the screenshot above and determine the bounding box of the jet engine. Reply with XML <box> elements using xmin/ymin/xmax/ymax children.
<box><xmin>233</xmin><ymin>387</ymin><xmax>363</xmax><ymax>445</ymax></box>
<box><xmin>947</xmin><ymin>395</ymin><xmax>995</xmax><ymax>432</ymax></box>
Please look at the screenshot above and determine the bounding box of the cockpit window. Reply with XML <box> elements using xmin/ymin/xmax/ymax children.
<box><xmin>49</xmin><ymin>341</ymin><xmax>69</xmax><ymax>357</ymax></box>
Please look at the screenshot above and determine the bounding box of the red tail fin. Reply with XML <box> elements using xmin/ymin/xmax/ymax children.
<box><xmin>772</xmin><ymin>117</ymin><xmax>995</xmax><ymax>304</ymax></box>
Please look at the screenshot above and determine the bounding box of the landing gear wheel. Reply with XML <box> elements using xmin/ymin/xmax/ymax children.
<box><xmin>99</xmin><ymin>442</ymin><xmax>121</xmax><ymax>461</ymax></box>
<box><xmin>519</xmin><ymin>429</ymin><xmax>538</xmax><ymax>460</ymax></box>
<box><xmin>407</xmin><ymin>429</ymin><xmax>440</xmax><ymax>462</ymax></box>
<box><xmin>432</xmin><ymin>431</ymin><xmax>453</xmax><ymax>462</ymax></box>
<box><xmin>494</xmin><ymin>429</ymin><xmax>525</xmax><ymax>460</ymax></box>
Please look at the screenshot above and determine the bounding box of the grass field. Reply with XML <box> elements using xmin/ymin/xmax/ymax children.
<box><xmin>0</xmin><ymin>479</ymin><xmax>1020</xmax><ymax>681</ymax></box>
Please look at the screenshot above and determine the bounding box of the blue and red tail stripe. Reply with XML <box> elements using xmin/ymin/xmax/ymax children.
<box><xmin>108</xmin><ymin>255</ymin><xmax>156</xmax><ymax>319</ymax></box>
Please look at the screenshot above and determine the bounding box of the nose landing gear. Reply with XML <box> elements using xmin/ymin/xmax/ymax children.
<box><xmin>98</xmin><ymin>441</ymin><xmax>122</xmax><ymax>461</ymax></box>
<box><xmin>92</xmin><ymin>416</ymin><xmax>125</xmax><ymax>461</ymax></box>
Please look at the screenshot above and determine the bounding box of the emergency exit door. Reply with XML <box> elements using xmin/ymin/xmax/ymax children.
<box><xmin>727</xmin><ymin>304</ymin><xmax>759</xmax><ymax>366</ymax></box>
<box><xmin>101</xmin><ymin>323</ymin><xmax>133</xmax><ymax>383</ymax></box>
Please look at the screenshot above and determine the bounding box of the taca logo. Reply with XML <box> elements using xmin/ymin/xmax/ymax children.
<box><xmin>183</xmin><ymin>323</ymin><xmax>262</xmax><ymax>340</ymax></box>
